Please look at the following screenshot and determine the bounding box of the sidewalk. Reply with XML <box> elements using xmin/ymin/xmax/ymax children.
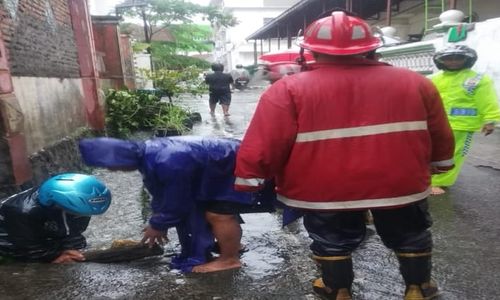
<box><xmin>468</xmin><ymin>130</ymin><xmax>500</xmax><ymax>169</ymax></box>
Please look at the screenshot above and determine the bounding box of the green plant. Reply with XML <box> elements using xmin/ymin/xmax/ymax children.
<box><xmin>117</xmin><ymin>0</ymin><xmax>236</xmax><ymax>43</ymax></box>
<box><xmin>132</xmin><ymin>42</ymin><xmax>151</xmax><ymax>53</ymax></box>
<box><xmin>105</xmin><ymin>90</ymin><xmax>141</xmax><ymax>138</ymax></box>
<box><xmin>144</xmin><ymin>66</ymin><xmax>207</xmax><ymax>102</ymax></box>
<box><xmin>105</xmin><ymin>89</ymin><xmax>161</xmax><ymax>136</ymax></box>
<box><xmin>104</xmin><ymin>89</ymin><xmax>193</xmax><ymax>138</ymax></box>
<box><xmin>134</xmin><ymin>91</ymin><xmax>163</xmax><ymax>129</ymax></box>
<box><xmin>152</xmin><ymin>103</ymin><xmax>190</xmax><ymax>134</ymax></box>
<box><xmin>152</xmin><ymin>52</ymin><xmax>211</xmax><ymax>70</ymax></box>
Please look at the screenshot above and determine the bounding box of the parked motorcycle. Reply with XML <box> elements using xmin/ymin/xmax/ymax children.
<box><xmin>233</xmin><ymin>76</ymin><xmax>250</xmax><ymax>90</ymax></box>
<box><xmin>231</xmin><ymin>64</ymin><xmax>251</xmax><ymax>90</ymax></box>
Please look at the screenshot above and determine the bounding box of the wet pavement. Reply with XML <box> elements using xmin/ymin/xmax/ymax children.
<box><xmin>1</xmin><ymin>86</ymin><xmax>499</xmax><ymax>299</ymax></box>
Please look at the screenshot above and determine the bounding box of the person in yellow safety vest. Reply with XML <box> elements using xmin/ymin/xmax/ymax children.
<box><xmin>430</xmin><ymin>45</ymin><xmax>500</xmax><ymax>195</ymax></box>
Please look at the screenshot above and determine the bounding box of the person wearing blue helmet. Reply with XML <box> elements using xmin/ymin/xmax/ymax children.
<box><xmin>0</xmin><ymin>173</ymin><xmax>111</xmax><ymax>263</ymax></box>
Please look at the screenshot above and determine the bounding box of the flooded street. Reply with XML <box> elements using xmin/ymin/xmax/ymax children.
<box><xmin>1</xmin><ymin>86</ymin><xmax>499</xmax><ymax>299</ymax></box>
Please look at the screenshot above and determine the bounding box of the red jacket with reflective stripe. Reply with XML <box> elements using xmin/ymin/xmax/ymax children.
<box><xmin>235</xmin><ymin>58</ymin><xmax>454</xmax><ymax>210</ymax></box>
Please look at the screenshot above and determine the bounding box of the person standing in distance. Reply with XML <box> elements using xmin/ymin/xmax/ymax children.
<box><xmin>205</xmin><ymin>63</ymin><xmax>234</xmax><ymax>116</ymax></box>
<box><xmin>234</xmin><ymin>11</ymin><xmax>454</xmax><ymax>300</ymax></box>
<box><xmin>430</xmin><ymin>45</ymin><xmax>500</xmax><ymax>195</ymax></box>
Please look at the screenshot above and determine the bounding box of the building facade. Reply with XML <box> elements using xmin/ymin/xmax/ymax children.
<box><xmin>0</xmin><ymin>0</ymin><xmax>135</xmax><ymax>197</ymax></box>
<box><xmin>210</xmin><ymin>0</ymin><xmax>300</xmax><ymax>70</ymax></box>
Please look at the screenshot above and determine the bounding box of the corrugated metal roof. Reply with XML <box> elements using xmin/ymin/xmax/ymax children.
<box><xmin>246</xmin><ymin>0</ymin><xmax>404</xmax><ymax>40</ymax></box>
<box><xmin>115</xmin><ymin>0</ymin><xmax>148</xmax><ymax>9</ymax></box>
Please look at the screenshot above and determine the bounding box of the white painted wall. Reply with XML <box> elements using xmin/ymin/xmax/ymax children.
<box><xmin>134</xmin><ymin>53</ymin><xmax>154</xmax><ymax>89</ymax></box>
<box><xmin>12</xmin><ymin>77</ymin><xmax>86</xmax><ymax>154</ymax></box>
<box><xmin>215</xmin><ymin>0</ymin><xmax>300</xmax><ymax>70</ymax></box>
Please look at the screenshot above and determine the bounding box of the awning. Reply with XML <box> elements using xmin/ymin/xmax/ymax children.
<box><xmin>246</xmin><ymin>0</ymin><xmax>404</xmax><ymax>40</ymax></box>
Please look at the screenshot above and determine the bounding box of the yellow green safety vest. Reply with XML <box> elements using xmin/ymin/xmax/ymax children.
<box><xmin>431</xmin><ymin>69</ymin><xmax>500</xmax><ymax>131</ymax></box>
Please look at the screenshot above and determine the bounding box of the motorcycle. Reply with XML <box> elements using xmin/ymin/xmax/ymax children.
<box><xmin>233</xmin><ymin>76</ymin><xmax>250</xmax><ymax>90</ymax></box>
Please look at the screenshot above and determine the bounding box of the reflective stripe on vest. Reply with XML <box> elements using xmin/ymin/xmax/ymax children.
<box><xmin>234</xmin><ymin>177</ymin><xmax>265</xmax><ymax>187</ymax></box>
<box><xmin>277</xmin><ymin>188</ymin><xmax>431</xmax><ymax>210</ymax></box>
<box><xmin>450</xmin><ymin>108</ymin><xmax>477</xmax><ymax>116</ymax></box>
<box><xmin>296</xmin><ymin>121</ymin><xmax>427</xmax><ymax>143</ymax></box>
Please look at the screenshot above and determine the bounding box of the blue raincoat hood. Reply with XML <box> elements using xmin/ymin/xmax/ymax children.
<box><xmin>79</xmin><ymin>136</ymin><xmax>277</xmax><ymax>272</ymax></box>
<box><xmin>79</xmin><ymin>137</ymin><xmax>143</xmax><ymax>169</ymax></box>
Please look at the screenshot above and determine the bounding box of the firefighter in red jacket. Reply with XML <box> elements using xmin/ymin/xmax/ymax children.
<box><xmin>234</xmin><ymin>11</ymin><xmax>454</xmax><ymax>300</ymax></box>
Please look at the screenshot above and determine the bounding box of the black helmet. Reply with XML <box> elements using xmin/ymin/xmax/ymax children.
<box><xmin>211</xmin><ymin>63</ymin><xmax>224</xmax><ymax>72</ymax></box>
<box><xmin>433</xmin><ymin>44</ymin><xmax>477</xmax><ymax>70</ymax></box>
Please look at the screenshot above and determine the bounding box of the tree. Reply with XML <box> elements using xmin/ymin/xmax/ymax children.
<box><xmin>149</xmin><ymin>41</ymin><xmax>212</xmax><ymax>70</ymax></box>
<box><xmin>167</xmin><ymin>24</ymin><xmax>213</xmax><ymax>54</ymax></box>
<box><xmin>116</xmin><ymin>0</ymin><xmax>237</xmax><ymax>43</ymax></box>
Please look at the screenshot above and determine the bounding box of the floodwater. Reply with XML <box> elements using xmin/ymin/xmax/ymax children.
<box><xmin>1</xmin><ymin>84</ymin><xmax>499</xmax><ymax>299</ymax></box>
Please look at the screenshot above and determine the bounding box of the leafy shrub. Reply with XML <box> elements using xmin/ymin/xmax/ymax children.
<box><xmin>105</xmin><ymin>89</ymin><xmax>193</xmax><ymax>138</ymax></box>
<box><xmin>143</xmin><ymin>66</ymin><xmax>207</xmax><ymax>102</ymax></box>
<box><xmin>153</xmin><ymin>54</ymin><xmax>211</xmax><ymax>70</ymax></box>
<box><xmin>152</xmin><ymin>103</ymin><xmax>190</xmax><ymax>134</ymax></box>
<box><xmin>105</xmin><ymin>90</ymin><xmax>142</xmax><ymax>138</ymax></box>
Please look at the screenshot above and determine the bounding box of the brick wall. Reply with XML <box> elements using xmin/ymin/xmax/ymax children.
<box><xmin>0</xmin><ymin>0</ymin><xmax>80</xmax><ymax>77</ymax></box>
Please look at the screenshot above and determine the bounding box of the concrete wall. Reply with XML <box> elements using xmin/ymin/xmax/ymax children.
<box><xmin>92</xmin><ymin>17</ymin><xmax>136</xmax><ymax>90</ymax></box>
<box><xmin>0</xmin><ymin>0</ymin><xmax>104</xmax><ymax>196</ymax></box>
<box><xmin>0</xmin><ymin>0</ymin><xmax>89</xmax><ymax>156</ymax></box>
<box><xmin>12</xmin><ymin>77</ymin><xmax>86</xmax><ymax>154</ymax></box>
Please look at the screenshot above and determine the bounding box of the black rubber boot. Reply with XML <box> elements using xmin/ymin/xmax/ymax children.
<box><xmin>397</xmin><ymin>252</ymin><xmax>439</xmax><ymax>300</ymax></box>
<box><xmin>312</xmin><ymin>255</ymin><xmax>353</xmax><ymax>300</ymax></box>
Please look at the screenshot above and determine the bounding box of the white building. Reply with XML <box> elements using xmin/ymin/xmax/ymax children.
<box><xmin>88</xmin><ymin>0</ymin><xmax>119</xmax><ymax>15</ymax></box>
<box><xmin>210</xmin><ymin>0</ymin><xmax>300</xmax><ymax>70</ymax></box>
<box><xmin>367</xmin><ymin>0</ymin><xmax>500</xmax><ymax>43</ymax></box>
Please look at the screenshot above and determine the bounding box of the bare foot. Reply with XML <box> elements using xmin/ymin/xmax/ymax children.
<box><xmin>431</xmin><ymin>186</ymin><xmax>446</xmax><ymax>195</ymax></box>
<box><xmin>191</xmin><ymin>258</ymin><xmax>241</xmax><ymax>273</ymax></box>
<box><xmin>364</xmin><ymin>210</ymin><xmax>373</xmax><ymax>225</ymax></box>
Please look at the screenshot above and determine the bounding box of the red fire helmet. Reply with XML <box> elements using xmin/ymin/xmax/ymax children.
<box><xmin>298</xmin><ymin>11</ymin><xmax>382</xmax><ymax>56</ymax></box>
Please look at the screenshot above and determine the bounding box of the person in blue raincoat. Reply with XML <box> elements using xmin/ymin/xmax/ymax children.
<box><xmin>79</xmin><ymin>136</ymin><xmax>275</xmax><ymax>273</ymax></box>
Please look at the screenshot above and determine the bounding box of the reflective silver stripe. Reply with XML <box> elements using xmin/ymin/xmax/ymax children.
<box><xmin>431</xmin><ymin>159</ymin><xmax>454</xmax><ymax>167</ymax></box>
<box><xmin>296</xmin><ymin>121</ymin><xmax>428</xmax><ymax>143</ymax></box>
<box><xmin>277</xmin><ymin>188</ymin><xmax>431</xmax><ymax>210</ymax></box>
<box><xmin>234</xmin><ymin>177</ymin><xmax>265</xmax><ymax>187</ymax></box>
<box><xmin>62</xmin><ymin>211</ymin><xmax>70</xmax><ymax>235</ymax></box>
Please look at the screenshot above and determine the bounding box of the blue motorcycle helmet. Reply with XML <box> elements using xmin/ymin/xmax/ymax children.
<box><xmin>38</xmin><ymin>173</ymin><xmax>111</xmax><ymax>216</ymax></box>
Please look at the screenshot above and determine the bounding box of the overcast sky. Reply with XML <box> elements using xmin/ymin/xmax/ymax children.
<box><xmin>89</xmin><ymin>0</ymin><xmax>211</xmax><ymax>15</ymax></box>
